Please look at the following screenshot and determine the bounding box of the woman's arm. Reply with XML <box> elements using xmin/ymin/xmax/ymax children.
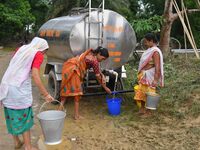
<box><xmin>32</xmin><ymin>68</ymin><xmax>54</xmax><ymax>102</ymax></box>
<box><xmin>86</xmin><ymin>57</ymin><xmax>111</xmax><ymax>94</ymax></box>
<box><xmin>96</xmin><ymin>74</ymin><xmax>111</xmax><ymax>94</ymax></box>
<box><xmin>152</xmin><ymin>51</ymin><xmax>161</xmax><ymax>87</ymax></box>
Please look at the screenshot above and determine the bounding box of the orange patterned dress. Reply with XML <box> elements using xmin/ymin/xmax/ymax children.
<box><xmin>60</xmin><ymin>49</ymin><xmax>94</xmax><ymax>97</ymax></box>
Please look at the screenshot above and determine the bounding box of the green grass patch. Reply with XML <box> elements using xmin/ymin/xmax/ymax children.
<box><xmin>2</xmin><ymin>47</ymin><xmax>15</xmax><ymax>51</ymax></box>
<box><xmin>124</xmin><ymin>54</ymin><xmax>200</xmax><ymax>119</ymax></box>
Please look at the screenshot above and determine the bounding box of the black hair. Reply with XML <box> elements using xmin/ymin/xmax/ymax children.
<box><xmin>144</xmin><ymin>33</ymin><xmax>158</xmax><ymax>43</ymax></box>
<box><xmin>92</xmin><ymin>46</ymin><xmax>109</xmax><ymax>58</ymax></box>
<box><xmin>18</xmin><ymin>39</ymin><xmax>28</xmax><ymax>47</ymax></box>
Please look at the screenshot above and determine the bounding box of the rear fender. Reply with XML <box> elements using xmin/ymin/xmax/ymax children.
<box><xmin>44</xmin><ymin>63</ymin><xmax>63</xmax><ymax>81</ymax></box>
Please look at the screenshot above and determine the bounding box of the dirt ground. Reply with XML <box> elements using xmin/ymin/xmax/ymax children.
<box><xmin>1</xmin><ymin>49</ymin><xmax>200</xmax><ymax>150</ymax></box>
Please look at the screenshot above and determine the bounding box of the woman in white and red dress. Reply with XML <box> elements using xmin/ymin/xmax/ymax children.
<box><xmin>134</xmin><ymin>33</ymin><xmax>164</xmax><ymax>117</ymax></box>
<box><xmin>0</xmin><ymin>37</ymin><xmax>54</xmax><ymax>150</ymax></box>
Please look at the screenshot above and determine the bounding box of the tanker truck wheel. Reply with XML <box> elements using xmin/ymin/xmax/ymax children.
<box><xmin>48</xmin><ymin>70</ymin><xmax>61</xmax><ymax>103</ymax></box>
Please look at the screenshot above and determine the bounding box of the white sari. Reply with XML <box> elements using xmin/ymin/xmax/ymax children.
<box><xmin>138</xmin><ymin>46</ymin><xmax>164</xmax><ymax>87</ymax></box>
<box><xmin>0</xmin><ymin>37</ymin><xmax>49</xmax><ymax>109</ymax></box>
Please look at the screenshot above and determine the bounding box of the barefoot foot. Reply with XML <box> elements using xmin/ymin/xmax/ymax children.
<box><xmin>74</xmin><ymin>115</ymin><xmax>84</xmax><ymax>120</ymax></box>
<box><xmin>137</xmin><ymin>108</ymin><xmax>146</xmax><ymax>115</ymax></box>
<box><xmin>15</xmin><ymin>141</ymin><xmax>24</xmax><ymax>149</ymax></box>
<box><xmin>141</xmin><ymin>110</ymin><xmax>153</xmax><ymax>118</ymax></box>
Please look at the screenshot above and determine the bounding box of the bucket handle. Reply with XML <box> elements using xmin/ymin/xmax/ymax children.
<box><xmin>39</xmin><ymin>99</ymin><xmax>66</xmax><ymax>114</ymax></box>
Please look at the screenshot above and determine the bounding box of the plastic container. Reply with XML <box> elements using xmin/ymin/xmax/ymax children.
<box><xmin>106</xmin><ymin>97</ymin><xmax>122</xmax><ymax>116</ymax></box>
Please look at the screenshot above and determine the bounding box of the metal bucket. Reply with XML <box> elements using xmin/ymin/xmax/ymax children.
<box><xmin>37</xmin><ymin>100</ymin><xmax>66</xmax><ymax>145</ymax></box>
<box><xmin>146</xmin><ymin>92</ymin><xmax>160</xmax><ymax>110</ymax></box>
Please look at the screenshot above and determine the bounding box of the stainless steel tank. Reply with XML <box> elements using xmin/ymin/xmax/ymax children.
<box><xmin>38</xmin><ymin>9</ymin><xmax>136</xmax><ymax>70</ymax></box>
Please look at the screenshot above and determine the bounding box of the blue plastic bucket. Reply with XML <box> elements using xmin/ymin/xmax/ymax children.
<box><xmin>106</xmin><ymin>98</ymin><xmax>122</xmax><ymax>116</ymax></box>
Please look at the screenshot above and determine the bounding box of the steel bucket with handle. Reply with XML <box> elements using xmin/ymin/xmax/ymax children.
<box><xmin>146</xmin><ymin>92</ymin><xmax>160</xmax><ymax>110</ymax></box>
<box><xmin>37</xmin><ymin>100</ymin><xmax>66</xmax><ymax>145</ymax></box>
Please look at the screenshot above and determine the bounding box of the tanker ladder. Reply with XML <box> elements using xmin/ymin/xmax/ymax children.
<box><xmin>85</xmin><ymin>0</ymin><xmax>105</xmax><ymax>89</ymax></box>
<box><xmin>86</xmin><ymin>0</ymin><xmax>104</xmax><ymax>49</ymax></box>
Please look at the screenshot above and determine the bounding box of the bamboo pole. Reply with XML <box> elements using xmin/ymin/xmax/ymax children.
<box><xmin>181</xmin><ymin>0</ymin><xmax>188</xmax><ymax>59</ymax></box>
<box><xmin>172</xmin><ymin>0</ymin><xmax>199</xmax><ymax>58</ymax></box>
<box><xmin>197</xmin><ymin>0</ymin><xmax>200</xmax><ymax>8</ymax></box>
<box><xmin>182</xmin><ymin>1</ymin><xmax>198</xmax><ymax>51</ymax></box>
<box><xmin>181</xmin><ymin>0</ymin><xmax>187</xmax><ymax>50</ymax></box>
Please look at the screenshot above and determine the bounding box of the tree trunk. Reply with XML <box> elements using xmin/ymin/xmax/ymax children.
<box><xmin>159</xmin><ymin>21</ymin><xmax>173</xmax><ymax>57</ymax></box>
<box><xmin>159</xmin><ymin>0</ymin><xmax>176</xmax><ymax>57</ymax></box>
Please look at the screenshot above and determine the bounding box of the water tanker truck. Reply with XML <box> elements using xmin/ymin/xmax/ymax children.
<box><xmin>38</xmin><ymin>3</ymin><xmax>136</xmax><ymax>99</ymax></box>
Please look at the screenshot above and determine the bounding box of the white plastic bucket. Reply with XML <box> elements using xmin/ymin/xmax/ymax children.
<box><xmin>37</xmin><ymin>100</ymin><xmax>66</xmax><ymax>145</ymax></box>
<box><xmin>146</xmin><ymin>92</ymin><xmax>160</xmax><ymax>110</ymax></box>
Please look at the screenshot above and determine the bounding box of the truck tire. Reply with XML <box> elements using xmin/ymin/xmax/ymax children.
<box><xmin>48</xmin><ymin>70</ymin><xmax>61</xmax><ymax>102</ymax></box>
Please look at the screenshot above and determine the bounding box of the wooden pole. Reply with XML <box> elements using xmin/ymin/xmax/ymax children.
<box><xmin>181</xmin><ymin>0</ymin><xmax>187</xmax><ymax>50</ymax></box>
<box><xmin>172</xmin><ymin>0</ymin><xmax>199</xmax><ymax>58</ymax></box>
<box><xmin>182</xmin><ymin>1</ymin><xmax>198</xmax><ymax>51</ymax></box>
<box><xmin>181</xmin><ymin>0</ymin><xmax>188</xmax><ymax>59</ymax></box>
<box><xmin>197</xmin><ymin>0</ymin><xmax>200</xmax><ymax>8</ymax></box>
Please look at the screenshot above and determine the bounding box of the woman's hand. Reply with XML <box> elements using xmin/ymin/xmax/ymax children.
<box><xmin>96</xmin><ymin>73</ymin><xmax>111</xmax><ymax>94</ymax></box>
<box><xmin>152</xmin><ymin>80</ymin><xmax>158</xmax><ymax>87</ymax></box>
<box><xmin>32</xmin><ymin>68</ymin><xmax>54</xmax><ymax>102</ymax></box>
<box><xmin>44</xmin><ymin>94</ymin><xmax>54</xmax><ymax>102</ymax></box>
<box><xmin>104</xmin><ymin>87</ymin><xmax>112</xmax><ymax>94</ymax></box>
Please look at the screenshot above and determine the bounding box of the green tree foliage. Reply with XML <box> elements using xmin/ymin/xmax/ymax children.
<box><xmin>131</xmin><ymin>15</ymin><xmax>163</xmax><ymax>40</ymax></box>
<box><xmin>47</xmin><ymin>0</ymin><xmax>80</xmax><ymax>18</ymax></box>
<box><xmin>28</xmin><ymin>0</ymin><xmax>49</xmax><ymax>33</ymax></box>
<box><xmin>129</xmin><ymin>0</ymin><xmax>165</xmax><ymax>41</ymax></box>
<box><xmin>0</xmin><ymin>0</ymin><xmax>35</xmax><ymax>43</ymax></box>
<box><xmin>132</xmin><ymin>0</ymin><xmax>200</xmax><ymax>48</ymax></box>
<box><xmin>1</xmin><ymin>0</ymin><xmax>199</xmax><ymax>49</ymax></box>
<box><xmin>46</xmin><ymin>0</ymin><xmax>139</xmax><ymax>21</ymax></box>
<box><xmin>140</xmin><ymin>0</ymin><xmax>165</xmax><ymax>16</ymax></box>
<box><xmin>104</xmin><ymin>0</ymin><xmax>132</xmax><ymax>20</ymax></box>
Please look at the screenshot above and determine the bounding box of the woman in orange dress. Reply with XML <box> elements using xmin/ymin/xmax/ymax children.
<box><xmin>134</xmin><ymin>33</ymin><xmax>164</xmax><ymax>117</ymax></box>
<box><xmin>60</xmin><ymin>46</ymin><xmax>111</xmax><ymax>120</ymax></box>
